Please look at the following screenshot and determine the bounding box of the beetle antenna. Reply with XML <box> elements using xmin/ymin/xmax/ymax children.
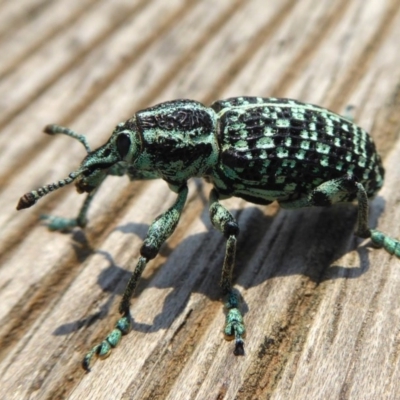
<box><xmin>16</xmin><ymin>170</ymin><xmax>83</xmax><ymax>210</ymax></box>
<box><xmin>44</xmin><ymin>124</ymin><xmax>91</xmax><ymax>153</ymax></box>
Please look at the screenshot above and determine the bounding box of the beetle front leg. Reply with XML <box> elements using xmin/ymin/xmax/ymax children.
<box><xmin>40</xmin><ymin>163</ymin><xmax>132</xmax><ymax>231</ymax></box>
<box><xmin>209</xmin><ymin>189</ymin><xmax>245</xmax><ymax>356</ymax></box>
<box><xmin>41</xmin><ymin>186</ymin><xmax>99</xmax><ymax>231</ymax></box>
<box><xmin>82</xmin><ymin>185</ymin><xmax>188</xmax><ymax>371</ymax></box>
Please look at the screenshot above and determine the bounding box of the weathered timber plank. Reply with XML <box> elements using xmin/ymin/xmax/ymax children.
<box><xmin>1</xmin><ymin>0</ymin><xmax>400</xmax><ymax>399</ymax></box>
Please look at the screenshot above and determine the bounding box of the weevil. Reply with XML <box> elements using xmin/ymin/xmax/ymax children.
<box><xmin>17</xmin><ymin>96</ymin><xmax>400</xmax><ymax>371</ymax></box>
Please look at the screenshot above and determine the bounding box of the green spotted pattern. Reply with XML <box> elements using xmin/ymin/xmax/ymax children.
<box><xmin>210</xmin><ymin>97</ymin><xmax>384</xmax><ymax>204</ymax></box>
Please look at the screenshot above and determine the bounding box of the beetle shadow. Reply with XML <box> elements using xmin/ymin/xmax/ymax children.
<box><xmin>53</xmin><ymin>190</ymin><xmax>387</xmax><ymax>337</ymax></box>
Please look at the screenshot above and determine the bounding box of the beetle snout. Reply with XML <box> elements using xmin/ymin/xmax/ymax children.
<box><xmin>75</xmin><ymin>177</ymin><xmax>96</xmax><ymax>193</ymax></box>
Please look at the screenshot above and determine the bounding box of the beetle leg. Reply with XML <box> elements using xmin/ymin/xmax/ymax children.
<box><xmin>280</xmin><ymin>174</ymin><xmax>400</xmax><ymax>258</ymax></box>
<box><xmin>82</xmin><ymin>185</ymin><xmax>188</xmax><ymax>371</ymax></box>
<box><xmin>343</xmin><ymin>104</ymin><xmax>355</xmax><ymax>122</ymax></box>
<box><xmin>209</xmin><ymin>189</ymin><xmax>245</xmax><ymax>356</ymax></box>
<box><xmin>352</xmin><ymin>180</ymin><xmax>400</xmax><ymax>258</ymax></box>
<box><xmin>40</xmin><ymin>162</ymin><xmax>143</xmax><ymax>231</ymax></box>
<box><xmin>40</xmin><ymin>181</ymin><xmax>102</xmax><ymax>231</ymax></box>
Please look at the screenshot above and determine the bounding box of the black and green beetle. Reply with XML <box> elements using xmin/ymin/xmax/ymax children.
<box><xmin>17</xmin><ymin>96</ymin><xmax>400</xmax><ymax>371</ymax></box>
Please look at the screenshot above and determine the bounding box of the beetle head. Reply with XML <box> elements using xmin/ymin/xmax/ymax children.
<box><xmin>16</xmin><ymin>121</ymin><xmax>141</xmax><ymax>210</ymax></box>
<box><xmin>74</xmin><ymin>125</ymin><xmax>140</xmax><ymax>193</ymax></box>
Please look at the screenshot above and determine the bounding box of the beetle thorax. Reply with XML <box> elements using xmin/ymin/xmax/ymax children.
<box><xmin>133</xmin><ymin>100</ymin><xmax>219</xmax><ymax>184</ymax></box>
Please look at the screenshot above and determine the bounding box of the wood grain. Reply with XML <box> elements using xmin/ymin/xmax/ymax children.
<box><xmin>1</xmin><ymin>0</ymin><xmax>400</xmax><ymax>399</ymax></box>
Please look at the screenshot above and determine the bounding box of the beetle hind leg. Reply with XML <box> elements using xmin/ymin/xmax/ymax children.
<box><xmin>352</xmin><ymin>181</ymin><xmax>400</xmax><ymax>257</ymax></box>
<box><xmin>280</xmin><ymin>174</ymin><xmax>400</xmax><ymax>258</ymax></box>
<box><xmin>209</xmin><ymin>189</ymin><xmax>245</xmax><ymax>355</ymax></box>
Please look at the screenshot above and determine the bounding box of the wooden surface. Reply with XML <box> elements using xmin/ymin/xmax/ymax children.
<box><xmin>1</xmin><ymin>1</ymin><xmax>400</xmax><ymax>399</ymax></box>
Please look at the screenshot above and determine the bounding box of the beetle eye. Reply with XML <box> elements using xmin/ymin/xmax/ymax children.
<box><xmin>116</xmin><ymin>133</ymin><xmax>131</xmax><ymax>159</ymax></box>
